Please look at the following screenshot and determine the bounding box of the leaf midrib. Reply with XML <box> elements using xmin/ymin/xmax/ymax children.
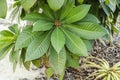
<box><xmin>62</xmin><ymin>29</ymin><xmax>82</xmax><ymax>51</ymax></box>
<box><xmin>19</xmin><ymin>32</ymin><xmax>36</xmax><ymax>44</ymax></box>
<box><xmin>64</xmin><ymin>25</ymin><xmax>104</xmax><ymax>33</ymax></box>
<box><xmin>34</xmin><ymin>36</ymin><xmax>48</xmax><ymax>54</ymax></box>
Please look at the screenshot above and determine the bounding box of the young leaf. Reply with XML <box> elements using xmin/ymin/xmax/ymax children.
<box><xmin>0</xmin><ymin>30</ymin><xmax>14</xmax><ymax>37</ymax></box>
<box><xmin>15</xmin><ymin>26</ymin><xmax>42</xmax><ymax>50</ymax></box>
<box><xmin>49</xmin><ymin>47</ymin><xmax>66</xmax><ymax>74</ymax></box>
<box><xmin>0</xmin><ymin>42</ymin><xmax>10</xmax><ymax>49</ymax></box>
<box><xmin>23</xmin><ymin>12</ymin><xmax>50</xmax><ymax>22</ymax></box>
<box><xmin>0</xmin><ymin>36</ymin><xmax>13</xmax><ymax>51</ymax></box>
<box><xmin>63</xmin><ymin>5</ymin><xmax>90</xmax><ymax>23</ymax></box>
<box><xmin>25</xmin><ymin>32</ymin><xmax>51</xmax><ymax>61</ymax></box>
<box><xmin>0</xmin><ymin>36</ymin><xmax>13</xmax><ymax>42</ymax></box>
<box><xmin>47</xmin><ymin>0</ymin><xmax>64</xmax><ymax>11</ymax></box>
<box><xmin>51</xmin><ymin>28</ymin><xmax>65</xmax><ymax>53</ymax></box>
<box><xmin>0</xmin><ymin>44</ymin><xmax>13</xmax><ymax>60</ymax></box>
<box><xmin>20</xmin><ymin>0</ymin><xmax>37</xmax><ymax>11</ymax></box>
<box><xmin>62</xmin><ymin>28</ymin><xmax>88</xmax><ymax>56</ymax></box>
<box><xmin>33</xmin><ymin>20</ymin><xmax>54</xmax><ymax>31</ymax></box>
<box><xmin>0</xmin><ymin>0</ymin><xmax>7</xmax><ymax>18</ymax></box>
<box><xmin>63</xmin><ymin>22</ymin><xmax>107</xmax><ymax>39</ymax></box>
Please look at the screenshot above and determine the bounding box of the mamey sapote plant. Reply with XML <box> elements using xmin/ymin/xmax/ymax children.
<box><xmin>0</xmin><ymin>0</ymin><xmax>107</xmax><ymax>79</ymax></box>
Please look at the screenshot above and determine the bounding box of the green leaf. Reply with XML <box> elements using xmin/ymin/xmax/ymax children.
<box><xmin>0</xmin><ymin>44</ymin><xmax>13</xmax><ymax>60</ymax></box>
<box><xmin>20</xmin><ymin>48</ymin><xmax>31</xmax><ymax>70</ymax></box>
<box><xmin>23</xmin><ymin>61</ymin><xmax>31</xmax><ymax>70</ymax></box>
<box><xmin>116</xmin><ymin>0</ymin><xmax>120</xmax><ymax>8</ymax></box>
<box><xmin>66</xmin><ymin>52</ymin><xmax>79</xmax><ymax>68</ymax></box>
<box><xmin>0</xmin><ymin>36</ymin><xmax>13</xmax><ymax>42</ymax></box>
<box><xmin>47</xmin><ymin>0</ymin><xmax>64</xmax><ymax>11</ymax></box>
<box><xmin>80</xmin><ymin>14</ymin><xmax>100</xmax><ymax>23</ymax></box>
<box><xmin>112</xmin><ymin>25</ymin><xmax>119</xmax><ymax>34</ymax></box>
<box><xmin>62</xmin><ymin>28</ymin><xmax>88</xmax><ymax>56</ymax></box>
<box><xmin>63</xmin><ymin>5</ymin><xmax>90</xmax><ymax>23</ymax></box>
<box><xmin>0</xmin><ymin>0</ymin><xmax>7</xmax><ymax>18</ymax></box>
<box><xmin>64</xmin><ymin>22</ymin><xmax>107</xmax><ymax>39</ymax></box>
<box><xmin>40</xmin><ymin>3</ymin><xmax>55</xmax><ymax>20</ymax></box>
<box><xmin>20</xmin><ymin>0</ymin><xmax>37</xmax><ymax>11</ymax></box>
<box><xmin>9</xmin><ymin>48</ymin><xmax>19</xmax><ymax>63</ymax></box>
<box><xmin>15</xmin><ymin>26</ymin><xmax>42</xmax><ymax>50</ymax></box>
<box><xmin>0</xmin><ymin>36</ymin><xmax>13</xmax><ymax>50</ymax></box>
<box><xmin>8</xmin><ymin>24</ymin><xmax>19</xmax><ymax>34</ymax></box>
<box><xmin>9</xmin><ymin>49</ymin><xmax>19</xmax><ymax>72</ymax></box>
<box><xmin>99</xmin><ymin>0</ymin><xmax>110</xmax><ymax>16</ymax></box>
<box><xmin>32</xmin><ymin>59</ymin><xmax>41</xmax><ymax>68</ymax></box>
<box><xmin>105</xmin><ymin>0</ymin><xmax>110</xmax><ymax>5</ymax></box>
<box><xmin>0</xmin><ymin>30</ymin><xmax>14</xmax><ymax>37</ymax></box>
<box><xmin>49</xmin><ymin>47</ymin><xmax>66</xmax><ymax>74</ymax></box>
<box><xmin>51</xmin><ymin>28</ymin><xmax>65</xmax><ymax>53</ymax></box>
<box><xmin>46</xmin><ymin>68</ymin><xmax>54</xmax><ymax>79</ymax></box>
<box><xmin>25</xmin><ymin>32</ymin><xmax>51</xmax><ymax>61</ymax></box>
<box><xmin>23</xmin><ymin>12</ymin><xmax>50</xmax><ymax>22</ymax></box>
<box><xmin>78</xmin><ymin>0</ymin><xmax>84</xmax><ymax>4</ymax></box>
<box><xmin>108</xmin><ymin>0</ymin><xmax>116</xmax><ymax>12</ymax></box>
<box><xmin>60</xmin><ymin>0</ymin><xmax>75</xmax><ymax>20</ymax></box>
<box><xmin>59</xmin><ymin>72</ymin><xmax>65</xmax><ymax>80</ymax></box>
<box><xmin>83</xmin><ymin>40</ymin><xmax>93</xmax><ymax>51</ymax></box>
<box><xmin>33</xmin><ymin>20</ymin><xmax>54</xmax><ymax>31</ymax></box>
<box><xmin>0</xmin><ymin>42</ymin><xmax>9</xmax><ymax>50</ymax></box>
